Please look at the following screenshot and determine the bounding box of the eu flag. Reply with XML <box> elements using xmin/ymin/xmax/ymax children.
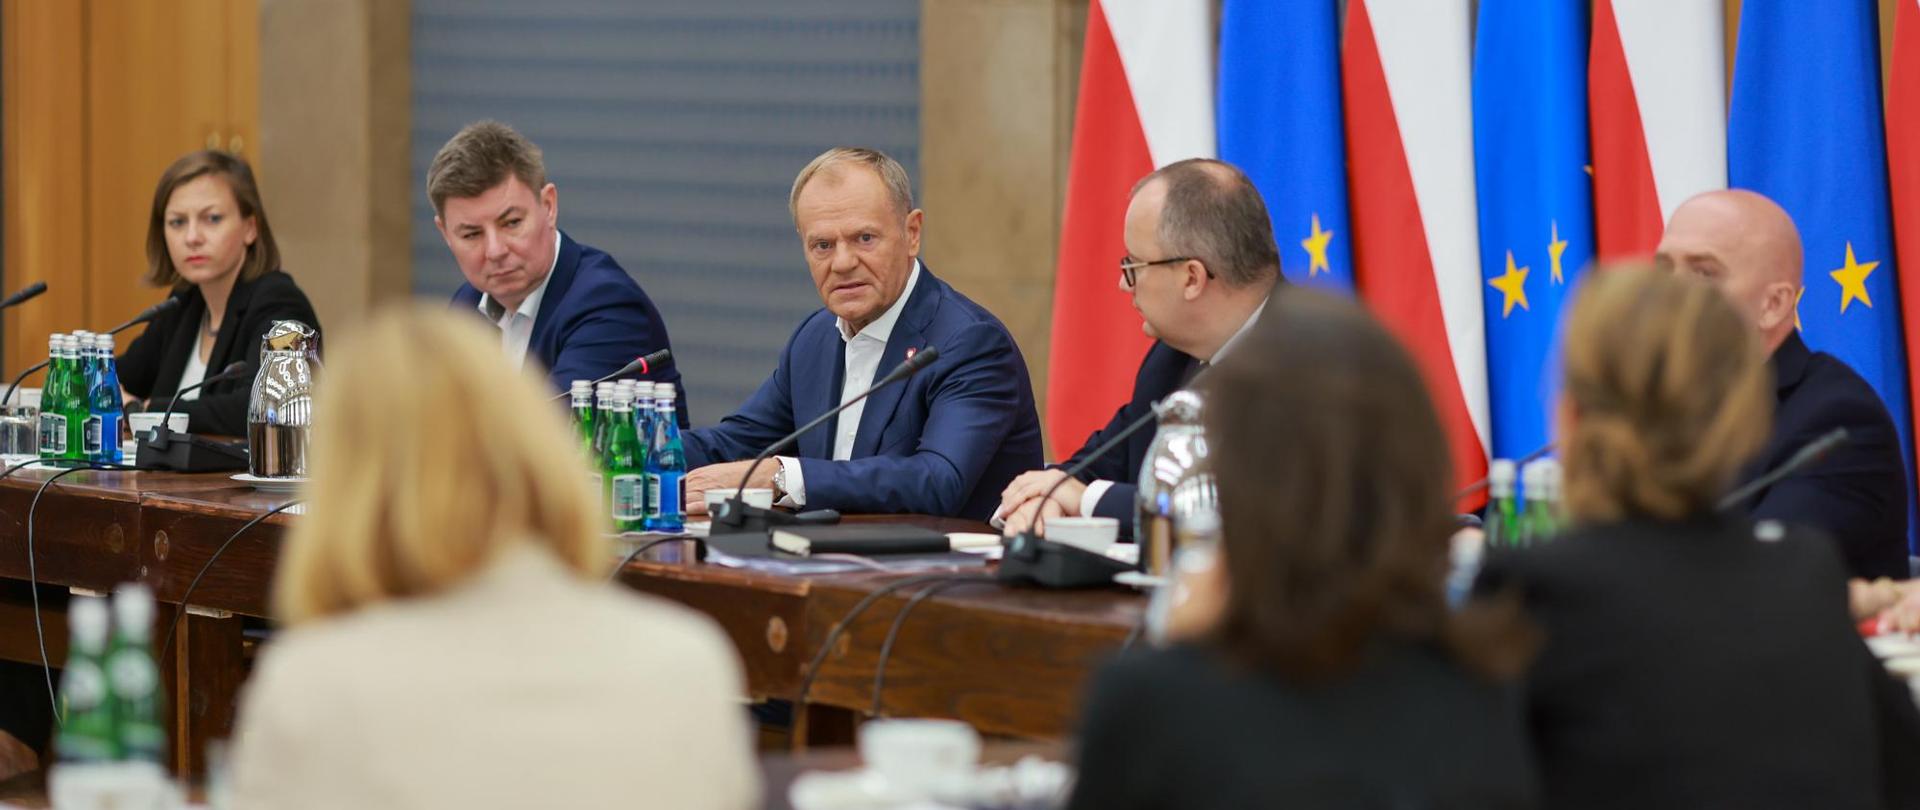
<box><xmin>1471</xmin><ymin>0</ymin><xmax>1594</xmax><ymax>460</ymax></box>
<box><xmin>1217</xmin><ymin>0</ymin><xmax>1351</xmax><ymax>290</ymax></box>
<box><xmin>1729</xmin><ymin>0</ymin><xmax>1915</xmax><ymax>548</ymax></box>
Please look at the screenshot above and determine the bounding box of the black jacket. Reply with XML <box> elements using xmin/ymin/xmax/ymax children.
<box><xmin>1062</xmin><ymin>341</ymin><xmax>1200</xmax><ymax>533</ymax></box>
<box><xmin>1477</xmin><ymin>516</ymin><xmax>1920</xmax><ymax>809</ymax></box>
<box><xmin>117</xmin><ymin>270</ymin><xmax>320</xmax><ymax>437</ymax></box>
<box><xmin>1736</xmin><ymin>331</ymin><xmax>1911</xmax><ymax>580</ymax></box>
<box><xmin>1066</xmin><ymin>642</ymin><xmax>1538</xmax><ymax>810</ymax></box>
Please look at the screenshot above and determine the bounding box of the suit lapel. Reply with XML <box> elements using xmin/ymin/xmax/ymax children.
<box><xmin>850</xmin><ymin>267</ymin><xmax>940</xmax><ymax>458</ymax></box>
<box><xmin>527</xmin><ymin>231</ymin><xmax>580</xmax><ymax>359</ymax></box>
<box><xmin>792</xmin><ymin>322</ymin><xmax>843</xmax><ymax>460</ymax></box>
<box><xmin>205</xmin><ymin>276</ymin><xmax>253</xmax><ymax>371</ymax></box>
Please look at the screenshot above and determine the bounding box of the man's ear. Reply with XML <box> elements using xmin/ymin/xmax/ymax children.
<box><xmin>1183</xmin><ymin>259</ymin><xmax>1210</xmax><ymax>301</ymax></box>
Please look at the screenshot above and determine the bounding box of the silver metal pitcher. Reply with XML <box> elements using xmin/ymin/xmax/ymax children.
<box><xmin>247</xmin><ymin>320</ymin><xmax>319</xmax><ymax>477</ymax></box>
<box><xmin>1133</xmin><ymin>389</ymin><xmax>1218</xmax><ymax>577</ymax></box>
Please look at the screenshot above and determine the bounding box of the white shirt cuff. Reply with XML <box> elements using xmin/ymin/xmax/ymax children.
<box><xmin>1080</xmin><ymin>480</ymin><xmax>1115</xmax><ymax>518</ymax></box>
<box><xmin>775</xmin><ymin>456</ymin><xmax>806</xmax><ymax>508</ymax></box>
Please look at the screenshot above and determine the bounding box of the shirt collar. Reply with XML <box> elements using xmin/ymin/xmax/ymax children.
<box><xmin>1209</xmin><ymin>295</ymin><xmax>1269</xmax><ymax>365</ymax></box>
<box><xmin>837</xmin><ymin>259</ymin><xmax>922</xmax><ymax>344</ymax></box>
<box><xmin>477</xmin><ymin>231</ymin><xmax>563</xmax><ymax>324</ymax></box>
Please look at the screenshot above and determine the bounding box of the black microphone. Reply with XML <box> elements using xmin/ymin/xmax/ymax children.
<box><xmin>0</xmin><ymin>282</ymin><xmax>47</xmax><ymax>310</ymax></box>
<box><xmin>1</xmin><ymin>359</ymin><xmax>50</xmax><ymax>410</ymax></box>
<box><xmin>710</xmin><ymin>346</ymin><xmax>941</xmax><ymax>530</ymax></box>
<box><xmin>997</xmin><ymin>398</ymin><xmax>1168</xmax><ymax>588</ymax></box>
<box><xmin>1717</xmin><ymin>427</ymin><xmax>1850</xmax><ymax>511</ymax></box>
<box><xmin>146</xmin><ymin>362</ymin><xmax>252</xmax><ymax>450</ymax></box>
<box><xmin>547</xmin><ymin>348</ymin><xmax>673</xmax><ymax>402</ymax></box>
<box><xmin>1452</xmin><ymin>441</ymin><xmax>1556</xmax><ymax>502</ymax></box>
<box><xmin>107</xmin><ymin>297</ymin><xmax>182</xmax><ymax>335</ymax></box>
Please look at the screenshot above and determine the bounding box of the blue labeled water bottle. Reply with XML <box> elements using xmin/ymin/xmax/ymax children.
<box><xmin>644</xmin><ymin>383</ymin><xmax>685</xmax><ymax>532</ymax></box>
<box><xmin>86</xmin><ymin>334</ymin><xmax>124</xmax><ymax>463</ymax></box>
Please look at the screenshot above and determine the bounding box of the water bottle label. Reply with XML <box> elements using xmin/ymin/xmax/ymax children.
<box><xmin>38</xmin><ymin>413</ymin><xmax>66</xmax><ymax>455</ymax></box>
<box><xmin>655</xmin><ymin>471</ymin><xmax>683</xmax><ymax>517</ymax></box>
<box><xmin>82</xmin><ymin>416</ymin><xmax>103</xmax><ymax>455</ymax></box>
<box><xmin>610</xmin><ymin>474</ymin><xmax>645</xmax><ymax>521</ymax></box>
<box><xmin>106</xmin><ymin>650</ymin><xmax>157</xmax><ymax>698</ymax></box>
<box><xmin>645</xmin><ymin>473</ymin><xmax>660</xmax><ymax>514</ymax></box>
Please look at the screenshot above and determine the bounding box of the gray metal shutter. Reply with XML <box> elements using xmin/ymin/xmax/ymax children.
<box><xmin>410</xmin><ymin>0</ymin><xmax>921</xmax><ymax>424</ymax></box>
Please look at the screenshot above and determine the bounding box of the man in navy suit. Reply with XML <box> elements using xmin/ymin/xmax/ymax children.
<box><xmin>431</xmin><ymin>120</ymin><xmax>686</xmax><ymax>424</ymax></box>
<box><xmin>1657</xmin><ymin>189</ymin><xmax>1910</xmax><ymax>580</ymax></box>
<box><xmin>996</xmin><ymin>159</ymin><xmax>1282</xmax><ymax>538</ymax></box>
<box><xmin>679</xmin><ymin>147</ymin><xmax>1042</xmax><ymax>519</ymax></box>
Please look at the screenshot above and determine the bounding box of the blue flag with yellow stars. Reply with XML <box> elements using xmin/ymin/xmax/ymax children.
<box><xmin>1471</xmin><ymin>0</ymin><xmax>1594</xmax><ymax>461</ymax></box>
<box><xmin>1729</xmin><ymin>0</ymin><xmax>1914</xmax><ymax>549</ymax></box>
<box><xmin>1217</xmin><ymin>0</ymin><xmax>1351</xmax><ymax>290</ymax></box>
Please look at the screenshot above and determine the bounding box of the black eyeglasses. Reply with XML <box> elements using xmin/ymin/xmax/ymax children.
<box><xmin>1119</xmin><ymin>255</ymin><xmax>1211</xmax><ymax>287</ymax></box>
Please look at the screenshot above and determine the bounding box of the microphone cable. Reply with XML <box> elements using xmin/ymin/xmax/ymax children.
<box><xmin>792</xmin><ymin>572</ymin><xmax>992</xmax><ymax>740</ymax></box>
<box><xmin>20</xmin><ymin>459</ymin><xmax>142</xmax><ymax>720</ymax></box>
<box><xmin>159</xmin><ymin>498</ymin><xmax>303</xmax><ymax>671</ymax></box>
<box><xmin>867</xmin><ymin>574</ymin><xmax>996</xmax><ymax>717</ymax></box>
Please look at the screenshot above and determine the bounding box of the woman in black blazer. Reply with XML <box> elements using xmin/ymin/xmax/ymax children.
<box><xmin>118</xmin><ymin>151</ymin><xmax>319</xmax><ymax>437</ymax></box>
<box><xmin>1476</xmin><ymin>267</ymin><xmax>1920</xmax><ymax>809</ymax></box>
<box><xmin>1066</xmin><ymin>289</ymin><xmax>1540</xmax><ymax>810</ymax></box>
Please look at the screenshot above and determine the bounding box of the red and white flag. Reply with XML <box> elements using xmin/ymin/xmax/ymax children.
<box><xmin>1044</xmin><ymin>0</ymin><xmax>1213</xmax><ymax>458</ymax></box>
<box><xmin>1889</xmin><ymin>0</ymin><xmax>1920</xmax><ymax>462</ymax></box>
<box><xmin>1589</xmin><ymin>0</ymin><xmax>1727</xmax><ymax>260</ymax></box>
<box><xmin>1342</xmin><ymin>0</ymin><xmax>1490</xmax><ymax>496</ymax></box>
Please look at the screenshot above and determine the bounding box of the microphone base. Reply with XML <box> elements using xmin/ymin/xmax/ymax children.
<box><xmin>136</xmin><ymin>432</ymin><xmax>248</xmax><ymax>473</ymax></box>
<box><xmin>709</xmin><ymin>501</ymin><xmax>841</xmax><ymax>533</ymax></box>
<box><xmin>996</xmin><ymin>533</ymin><xmax>1134</xmax><ymax>589</ymax></box>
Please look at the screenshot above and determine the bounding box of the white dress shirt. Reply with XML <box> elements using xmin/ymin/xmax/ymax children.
<box><xmin>1074</xmin><ymin>296</ymin><xmax>1269</xmax><ymax>517</ymax></box>
<box><xmin>775</xmin><ymin>260</ymin><xmax>923</xmax><ymax>507</ymax></box>
<box><xmin>476</xmin><ymin>233</ymin><xmax>563</xmax><ymax>370</ymax></box>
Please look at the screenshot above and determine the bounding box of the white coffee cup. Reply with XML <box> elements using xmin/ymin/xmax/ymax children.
<box><xmin>858</xmin><ymin>718</ymin><xmax>980</xmax><ymax>799</ymax></box>
<box><xmin>1042</xmin><ymin>516</ymin><xmax>1120</xmax><ymax>554</ymax></box>
<box><xmin>127</xmin><ymin>412</ymin><xmax>188</xmax><ymax>436</ymax></box>
<box><xmin>704</xmin><ymin>487</ymin><xmax>774</xmax><ymax>512</ymax></box>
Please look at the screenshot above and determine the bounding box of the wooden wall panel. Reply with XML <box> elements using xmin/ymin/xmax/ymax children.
<box><xmin>2</xmin><ymin>0</ymin><xmax>88</xmax><ymax>377</ymax></box>
<box><xmin>86</xmin><ymin>0</ymin><xmax>238</xmax><ymax>340</ymax></box>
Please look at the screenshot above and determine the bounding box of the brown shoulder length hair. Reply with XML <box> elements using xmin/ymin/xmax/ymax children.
<box><xmin>144</xmin><ymin>150</ymin><xmax>282</xmax><ymax>288</ymax></box>
<box><xmin>1202</xmin><ymin>289</ymin><xmax>1536</xmax><ymax>682</ymax></box>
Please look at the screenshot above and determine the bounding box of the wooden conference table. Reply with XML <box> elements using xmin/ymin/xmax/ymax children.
<box><xmin>0</xmin><ymin>467</ymin><xmax>1142</xmax><ymax>775</ymax></box>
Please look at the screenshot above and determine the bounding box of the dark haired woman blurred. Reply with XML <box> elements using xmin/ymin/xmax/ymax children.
<box><xmin>1479</xmin><ymin>267</ymin><xmax>1920</xmax><ymax>809</ymax></box>
<box><xmin>118</xmin><ymin>150</ymin><xmax>319</xmax><ymax>436</ymax></box>
<box><xmin>1065</xmin><ymin>289</ymin><xmax>1540</xmax><ymax>810</ymax></box>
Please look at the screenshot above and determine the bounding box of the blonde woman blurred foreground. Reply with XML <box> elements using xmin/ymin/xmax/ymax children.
<box><xmin>229</xmin><ymin>307</ymin><xmax>756</xmax><ymax>809</ymax></box>
<box><xmin>1476</xmin><ymin>268</ymin><xmax>1920</xmax><ymax>810</ymax></box>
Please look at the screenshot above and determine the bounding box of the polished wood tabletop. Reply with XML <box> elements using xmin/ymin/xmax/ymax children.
<box><xmin>0</xmin><ymin>468</ymin><xmax>1142</xmax><ymax>773</ymax></box>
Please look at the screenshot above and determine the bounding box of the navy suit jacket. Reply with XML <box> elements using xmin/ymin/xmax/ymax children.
<box><xmin>450</xmin><ymin>231</ymin><xmax>687</xmax><ymax>425</ymax></box>
<box><xmin>1735</xmin><ymin>331</ymin><xmax>1910</xmax><ymax>580</ymax></box>
<box><xmin>1061</xmin><ymin>341</ymin><xmax>1201</xmax><ymax>534</ymax></box>
<box><xmin>682</xmin><ymin>265</ymin><xmax>1044</xmax><ymax>519</ymax></box>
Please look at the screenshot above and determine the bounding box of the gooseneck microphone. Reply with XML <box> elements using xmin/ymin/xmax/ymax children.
<box><xmin>547</xmin><ymin>348</ymin><xmax>673</xmax><ymax>402</ymax></box>
<box><xmin>710</xmin><ymin>346</ymin><xmax>942</xmax><ymax>531</ymax></box>
<box><xmin>106</xmin><ymin>297</ymin><xmax>182</xmax><ymax>336</ymax></box>
<box><xmin>146</xmin><ymin>362</ymin><xmax>252</xmax><ymax>450</ymax></box>
<box><xmin>1</xmin><ymin>360</ymin><xmax>50</xmax><ymax>409</ymax></box>
<box><xmin>998</xmin><ymin>398</ymin><xmax>1168</xmax><ymax>588</ymax></box>
<box><xmin>1718</xmin><ymin>427</ymin><xmax>1850</xmax><ymax>511</ymax></box>
<box><xmin>0</xmin><ymin>282</ymin><xmax>48</xmax><ymax>310</ymax></box>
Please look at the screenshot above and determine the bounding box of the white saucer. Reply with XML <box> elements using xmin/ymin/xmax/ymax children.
<box><xmin>232</xmin><ymin>473</ymin><xmax>306</xmax><ymax>494</ymax></box>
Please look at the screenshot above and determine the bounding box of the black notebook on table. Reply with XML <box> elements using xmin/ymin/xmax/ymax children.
<box><xmin>769</xmin><ymin>524</ymin><xmax>950</xmax><ymax>556</ymax></box>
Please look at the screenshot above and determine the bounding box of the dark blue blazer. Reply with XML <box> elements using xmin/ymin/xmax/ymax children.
<box><xmin>1062</xmin><ymin>341</ymin><xmax>1201</xmax><ymax>534</ymax></box>
<box><xmin>1734</xmin><ymin>331</ymin><xmax>1911</xmax><ymax>580</ymax></box>
<box><xmin>682</xmin><ymin>265</ymin><xmax>1044</xmax><ymax>519</ymax></box>
<box><xmin>450</xmin><ymin>231</ymin><xmax>686</xmax><ymax>425</ymax></box>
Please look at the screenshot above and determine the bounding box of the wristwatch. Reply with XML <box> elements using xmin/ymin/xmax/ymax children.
<box><xmin>772</xmin><ymin>462</ymin><xmax>788</xmax><ymax>501</ymax></box>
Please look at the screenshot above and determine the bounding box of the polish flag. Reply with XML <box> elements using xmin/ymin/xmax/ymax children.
<box><xmin>1589</xmin><ymin>0</ymin><xmax>1727</xmax><ymax>260</ymax></box>
<box><xmin>1045</xmin><ymin>0</ymin><xmax>1213</xmax><ymax>458</ymax></box>
<box><xmin>1342</xmin><ymin>0</ymin><xmax>1490</xmax><ymax>496</ymax></box>
<box><xmin>1889</xmin><ymin>0</ymin><xmax>1920</xmax><ymax>472</ymax></box>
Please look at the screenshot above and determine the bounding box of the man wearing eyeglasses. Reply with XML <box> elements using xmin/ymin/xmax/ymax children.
<box><xmin>997</xmin><ymin>159</ymin><xmax>1282</xmax><ymax>537</ymax></box>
